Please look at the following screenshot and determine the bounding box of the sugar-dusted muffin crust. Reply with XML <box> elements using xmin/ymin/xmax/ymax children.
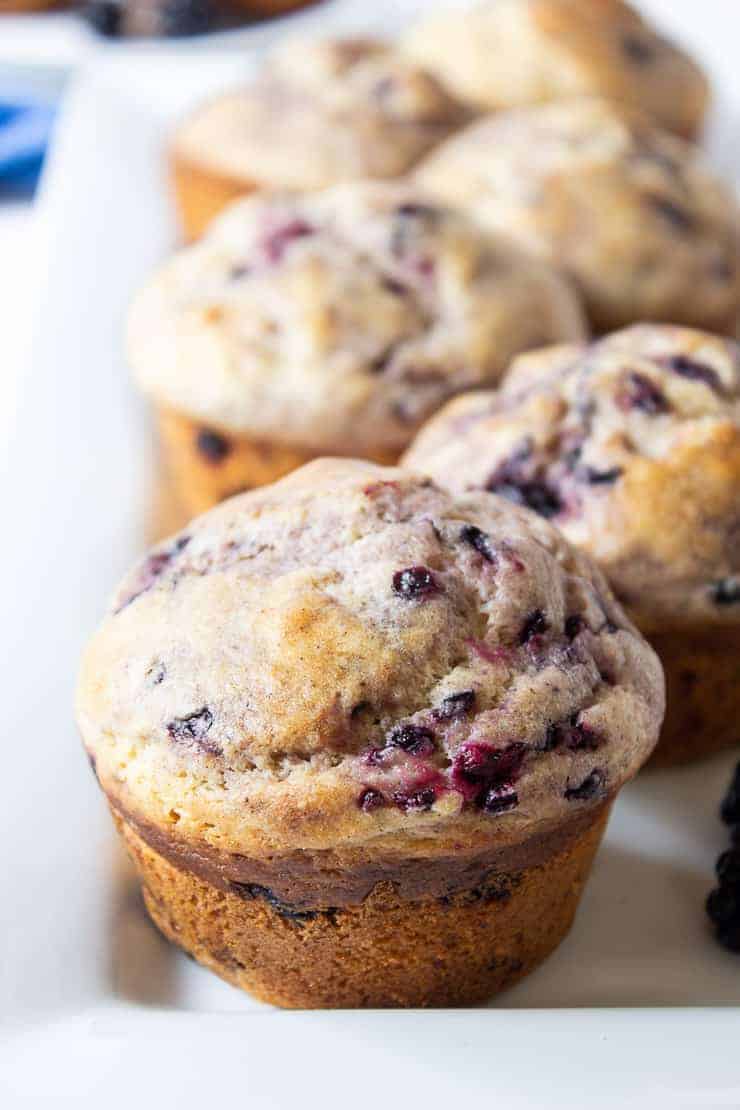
<box><xmin>171</xmin><ymin>36</ymin><xmax>469</xmax><ymax>239</ymax></box>
<box><xmin>404</xmin><ymin>325</ymin><xmax>740</xmax><ymax>764</ymax></box>
<box><xmin>78</xmin><ymin>460</ymin><xmax>662</xmax><ymax>1004</ymax></box>
<box><xmin>403</xmin><ymin>0</ymin><xmax>709</xmax><ymax>139</ymax></box>
<box><xmin>415</xmin><ymin>98</ymin><xmax>740</xmax><ymax>333</ymax></box>
<box><xmin>129</xmin><ymin>180</ymin><xmax>585</xmax><ymax>519</ymax></box>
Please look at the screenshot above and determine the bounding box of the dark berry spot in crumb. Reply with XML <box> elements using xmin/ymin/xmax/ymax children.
<box><xmin>434</xmin><ymin>690</ymin><xmax>476</xmax><ymax>721</ymax></box>
<box><xmin>196</xmin><ymin>429</ymin><xmax>231</xmax><ymax>464</ymax></box>
<box><xmin>115</xmin><ymin>534</ymin><xmax>190</xmax><ymax>612</ymax></box>
<box><xmin>581</xmin><ymin>465</ymin><xmax>623</xmax><ymax>485</ymax></box>
<box><xmin>395</xmin><ymin>202</ymin><xmax>437</xmax><ymax>220</ymax></box>
<box><xmin>711</xmin><ymin>579</ymin><xmax>740</xmax><ymax>607</ymax></box>
<box><xmin>262</xmin><ymin>219</ymin><xmax>314</xmax><ymax>264</ymax></box>
<box><xmin>565</xmin><ymin>768</ymin><xmax>605</xmax><ymax>802</ymax></box>
<box><xmin>229</xmin><ymin>263</ymin><xmax>250</xmax><ymax>281</ymax></box>
<box><xmin>519</xmin><ymin>609</ymin><xmax>548</xmax><ymax>644</ymax></box>
<box><xmin>645</xmin><ymin>194</ymin><xmax>695</xmax><ymax>234</ymax></box>
<box><xmin>380</xmin><ymin>275</ymin><xmax>408</xmax><ymax>297</ymax></box>
<box><xmin>358</xmin><ymin>788</ymin><xmax>385</xmax><ymax>813</ymax></box>
<box><xmin>369</xmin><ymin>341</ymin><xmax>400</xmax><ymax>374</ymax></box>
<box><xmin>392</xmin><ymin>565</ymin><xmax>440</xmax><ymax>600</ymax></box>
<box><xmin>489</xmin><ymin>476</ymin><xmax>562</xmax><ymax>519</ymax></box>
<box><xmin>546</xmin><ymin>715</ymin><xmax>602</xmax><ymax>752</ymax></box>
<box><xmin>229</xmin><ymin>882</ymin><xmax>320</xmax><ymax>923</ymax></box>
<box><xmin>387</xmin><ymin>723</ymin><xmax>436</xmax><ymax>756</ymax></box>
<box><xmin>720</xmin><ymin>762</ymin><xmax>740</xmax><ymax>824</ymax></box>
<box><xmin>621</xmin><ymin>32</ymin><xmax>656</xmax><ymax>64</ymax></box>
<box><xmin>482</xmin><ymin>783</ymin><xmax>519</xmax><ymax>814</ymax></box>
<box><xmin>350</xmin><ymin>701</ymin><xmax>371</xmax><ymax>719</ymax></box>
<box><xmin>393</xmin><ymin>786</ymin><xmax>437</xmax><ymax>811</ymax></box>
<box><xmin>452</xmin><ymin>741</ymin><xmax>526</xmax><ymax>806</ymax></box>
<box><xmin>146</xmin><ymin>661</ymin><xmax>167</xmax><ymax>686</ymax></box>
<box><xmin>616</xmin><ymin>372</ymin><xmax>670</xmax><ymax>415</ymax></box>
<box><xmin>167</xmin><ymin>707</ymin><xmax>220</xmax><ymax>754</ymax></box>
<box><xmin>564</xmin><ymin>615</ymin><xmax>585</xmax><ymax>640</ymax></box>
<box><xmin>706</xmin><ymin>884</ymin><xmax>740</xmax><ymax>928</ymax></box>
<box><xmin>666</xmin><ymin>354</ymin><xmax>721</xmax><ymax>390</ymax></box>
<box><xmin>460</xmin><ymin>524</ymin><xmax>496</xmax><ymax>563</ymax></box>
<box><xmin>716</xmin><ymin>849</ymin><xmax>740</xmax><ymax>885</ymax></box>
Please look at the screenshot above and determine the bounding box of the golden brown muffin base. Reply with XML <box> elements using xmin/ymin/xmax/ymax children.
<box><xmin>649</xmin><ymin>623</ymin><xmax>740</xmax><ymax>767</ymax></box>
<box><xmin>156</xmin><ymin>406</ymin><xmax>399</xmax><ymax>527</ymax></box>
<box><xmin>170</xmin><ymin>151</ymin><xmax>258</xmax><ymax>242</ymax></box>
<box><xmin>116</xmin><ymin>808</ymin><xmax>609</xmax><ymax>1009</ymax></box>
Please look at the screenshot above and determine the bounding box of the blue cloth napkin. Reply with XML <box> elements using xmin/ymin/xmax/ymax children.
<box><xmin>0</xmin><ymin>96</ymin><xmax>56</xmax><ymax>193</ymax></box>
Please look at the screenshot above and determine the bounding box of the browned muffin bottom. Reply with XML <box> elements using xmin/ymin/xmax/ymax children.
<box><xmin>169</xmin><ymin>152</ymin><xmax>256</xmax><ymax>243</ymax></box>
<box><xmin>117</xmin><ymin>805</ymin><xmax>610</xmax><ymax>1008</ymax></box>
<box><xmin>156</xmin><ymin>407</ymin><xmax>397</xmax><ymax>527</ymax></box>
<box><xmin>648</xmin><ymin>625</ymin><xmax>740</xmax><ymax>768</ymax></box>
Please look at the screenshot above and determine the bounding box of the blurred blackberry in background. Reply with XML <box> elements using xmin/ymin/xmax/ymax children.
<box><xmin>706</xmin><ymin>760</ymin><xmax>740</xmax><ymax>954</ymax></box>
<box><xmin>158</xmin><ymin>0</ymin><xmax>214</xmax><ymax>36</ymax></box>
<box><xmin>81</xmin><ymin>0</ymin><xmax>122</xmax><ymax>35</ymax></box>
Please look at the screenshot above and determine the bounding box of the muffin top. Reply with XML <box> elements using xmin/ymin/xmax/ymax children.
<box><xmin>404</xmin><ymin>325</ymin><xmax>740</xmax><ymax>630</ymax></box>
<box><xmin>77</xmin><ymin>459</ymin><xmax>663</xmax><ymax>861</ymax></box>
<box><xmin>172</xmin><ymin>37</ymin><xmax>468</xmax><ymax>189</ymax></box>
<box><xmin>414</xmin><ymin>97</ymin><xmax>740</xmax><ymax>333</ymax></box>
<box><xmin>403</xmin><ymin>0</ymin><xmax>708</xmax><ymax>139</ymax></box>
<box><xmin>127</xmin><ymin>181</ymin><xmax>585</xmax><ymax>454</ymax></box>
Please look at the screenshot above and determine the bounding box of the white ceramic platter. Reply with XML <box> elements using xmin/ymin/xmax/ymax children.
<box><xmin>1</xmin><ymin>3</ymin><xmax>740</xmax><ymax>1105</ymax></box>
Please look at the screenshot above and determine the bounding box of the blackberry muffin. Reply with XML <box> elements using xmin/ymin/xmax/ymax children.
<box><xmin>404</xmin><ymin>324</ymin><xmax>740</xmax><ymax>766</ymax></box>
<box><xmin>127</xmin><ymin>181</ymin><xmax>585</xmax><ymax>524</ymax></box>
<box><xmin>76</xmin><ymin>459</ymin><xmax>663</xmax><ymax>1008</ymax></box>
<box><xmin>415</xmin><ymin>98</ymin><xmax>740</xmax><ymax>334</ymax></box>
<box><xmin>170</xmin><ymin>37</ymin><xmax>469</xmax><ymax>240</ymax></box>
<box><xmin>403</xmin><ymin>0</ymin><xmax>709</xmax><ymax>140</ymax></box>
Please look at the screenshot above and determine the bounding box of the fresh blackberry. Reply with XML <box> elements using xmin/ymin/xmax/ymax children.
<box><xmin>706</xmin><ymin>884</ymin><xmax>740</xmax><ymax>929</ymax></box>
<box><xmin>720</xmin><ymin>762</ymin><xmax>740</xmax><ymax>825</ymax></box>
<box><xmin>716</xmin><ymin>849</ymin><xmax>740</xmax><ymax>886</ymax></box>
<box><xmin>716</xmin><ymin>924</ymin><xmax>740</xmax><ymax>954</ymax></box>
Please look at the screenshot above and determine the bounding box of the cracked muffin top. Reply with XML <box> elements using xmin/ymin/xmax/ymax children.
<box><xmin>171</xmin><ymin>36</ymin><xmax>469</xmax><ymax>190</ymax></box>
<box><xmin>127</xmin><ymin>181</ymin><xmax>585</xmax><ymax>455</ymax></box>
<box><xmin>414</xmin><ymin>98</ymin><xmax>740</xmax><ymax>333</ymax></box>
<box><xmin>404</xmin><ymin>325</ymin><xmax>740</xmax><ymax>630</ymax></box>
<box><xmin>76</xmin><ymin>459</ymin><xmax>663</xmax><ymax>860</ymax></box>
<box><xmin>403</xmin><ymin>0</ymin><xmax>708</xmax><ymax>139</ymax></box>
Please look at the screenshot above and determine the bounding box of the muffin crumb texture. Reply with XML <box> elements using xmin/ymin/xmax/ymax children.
<box><xmin>415</xmin><ymin>98</ymin><xmax>739</xmax><ymax>331</ymax></box>
<box><xmin>403</xmin><ymin>0</ymin><xmax>709</xmax><ymax>139</ymax></box>
<box><xmin>77</xmin><ymin>459</ymin><xmax>663</xmax><ymax>859</ymax></box>
<box><xmin>404</xmin><ymin>324</ymin><xmax>740</xmax><ymax>630</ymax></box>
<box><xmin>173</xmin><ymin>36</ymin><xmax>469</xmax><ymax>189</ymax></box>
<box><xmin>128</xmin><ymin>181</ymin><xmax>585</xmax><ymax>455</ymax></box>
